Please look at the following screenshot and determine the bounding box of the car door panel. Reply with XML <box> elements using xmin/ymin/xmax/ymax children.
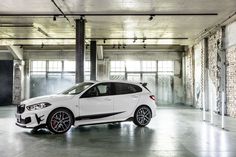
<box><xmin>78</xmin><ymin>83</ymin><xmax>114</xmax><ymax>123</ymax></box>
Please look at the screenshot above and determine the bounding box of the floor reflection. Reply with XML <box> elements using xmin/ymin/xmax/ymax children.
<box><xmin>1</xmin><ymin>106</ymin><xmax>236</xmax><ymax>157</ymax></box>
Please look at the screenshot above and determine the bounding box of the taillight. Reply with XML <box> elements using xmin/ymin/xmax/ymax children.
<box><xmin>150</xmin><ymin>95</ymin><xmax>156</xmax><ymax>101</ymax></box>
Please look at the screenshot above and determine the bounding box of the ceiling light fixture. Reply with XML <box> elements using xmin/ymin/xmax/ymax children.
<box><xmin>143</xmin><ymin>37</ymin><xmax>146</xmax><ymax>43</ymax></box>
<box><xmin>41</xmin><ymin>43</ymin><xmax>44</xmax><ymax>48</ymax></box>
<box><xmin>149</xmin><ymin>15</ymin><xmax>155</xmax><ymax>21</ymax></box>
<box><xmin>53</xmin><ymin>15</ymin><xmax>57</xmax><ymax>21</ymax></box>
<box><xmin>123</xmin><ymin>44</ymin><xmax>126</xmax><ymax>49</ymax></box>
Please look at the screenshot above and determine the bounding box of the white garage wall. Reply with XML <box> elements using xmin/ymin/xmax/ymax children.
<box><xmin>226</xmin><ymin>21</ymin><xmax>236</xmax><ymax>48</ymax></box>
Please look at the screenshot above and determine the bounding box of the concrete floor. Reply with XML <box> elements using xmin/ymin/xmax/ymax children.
<box><xmin>1</xmin><ymin>105</ymin><xmax>236</xmax><ymax>157</ymax></box>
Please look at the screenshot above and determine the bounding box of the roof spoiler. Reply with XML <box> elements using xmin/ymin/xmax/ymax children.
<box><xmin>140</xmin><ymin>82</ymin><xmax>147</xmax><ymax>87</ymax></box>
<box><xmin>140</xmin><ymin>82</ymin><xmax>150</xmax><ymax>92</ymax></box>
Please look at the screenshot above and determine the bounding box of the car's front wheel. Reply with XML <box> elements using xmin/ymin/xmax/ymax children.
<box><xmin>133</xmin><ymin>106</ymin><xmax>152</xmax><ymax>127</ymax></box>
<box><xmin>47</xmin><ymin>108</ymin><xmax>73</xmax><ymax>134</ymax></box>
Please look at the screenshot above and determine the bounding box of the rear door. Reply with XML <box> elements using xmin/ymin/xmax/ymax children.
<box><xmin>113</xmin><ymin>83</ymin><xmax>142</xmax><ymax>120</ymax></box>
<box><xmin>79</xmin><ymin>83</ymin><xmax>114</xmax><ymax>121</ymax></box>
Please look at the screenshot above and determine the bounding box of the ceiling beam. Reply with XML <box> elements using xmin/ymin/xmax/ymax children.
<box><xmin>0</xmin><ymin>37</ymin><xmax>188</xmax><ymax>40</ymax></box>
<box><xmin>0</xmin><ymin>13</ymin><xmax>218</xmax><ymax>17</ymax></box>
<box><xmin>7</xmin><ymin>45</ymin><xmax>23</xmax><ymax>60</ymax></box>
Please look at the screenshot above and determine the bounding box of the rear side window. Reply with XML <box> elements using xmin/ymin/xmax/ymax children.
<box><xmin>114</xmin><ymin>83</ymin><xmax>142</xmax><ymax>95</ymax></box>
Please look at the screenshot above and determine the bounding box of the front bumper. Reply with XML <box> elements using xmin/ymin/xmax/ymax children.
<box><xmin>15</xmin><ymin>109</ymin><xmax>49</xmax><ymax>128</ymax></box>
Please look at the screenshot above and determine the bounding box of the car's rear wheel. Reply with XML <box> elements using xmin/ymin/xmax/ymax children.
<box><xmin>47</xmin><ymin>108</ymin><xmax>73</xmax><ymax>134</ymax></box>
<box><xmin>133</xmin><ymin>106</ymin><xmax>152</xmax><ymax>127</ymax></box>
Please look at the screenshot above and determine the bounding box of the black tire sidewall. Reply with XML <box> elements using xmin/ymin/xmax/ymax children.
<box><xmin>47</xmin><ymin>108</ymin><xmax>73</xmax><ymax>134</ymax></box>
<box><xmin>134</xmin><ymin>106</ymin><xmax>152</xmax><ymax>127</ymax></box>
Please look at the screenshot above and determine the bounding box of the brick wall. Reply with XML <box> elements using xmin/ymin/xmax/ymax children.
<box><xmin>185</xmin><ymin>48</ymin><xmax>194</xmax><ymax>105</ymax></box>
<box><xmin>12</xmin><ymin>61</ymin><xmax>22</xmax><ymax>104</ymax></box>
<box><xmin>226</xmin><ymin>45</ymin><xmax>236</xmax><ymax>117</ymax></box>
<box><xmin>208</xmin><ymin>30</ymin><xmax>222</xmax><ymax>112</ymax></box>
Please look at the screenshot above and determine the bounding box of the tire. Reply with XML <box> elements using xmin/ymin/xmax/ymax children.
<box><xmin>47</xmin><ymin>108</ymin><xmax>73</xmax><ymax>134</ymax></box>
<box><xmin>133</xmin><ymin>106</ymin><xmax>152</xmax><ymax>127</ymax></box>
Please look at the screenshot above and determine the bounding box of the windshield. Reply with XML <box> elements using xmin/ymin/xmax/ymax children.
<box><xmin>61</xmin><ymin>82</ymin><xmax>94</xmax><ymax>95</ymax></box>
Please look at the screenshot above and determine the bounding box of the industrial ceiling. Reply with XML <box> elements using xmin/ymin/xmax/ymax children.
<box><xmin>0</xmin><ymin>0</ymin><xmax>235</xmax><ymax>46</ymax></box>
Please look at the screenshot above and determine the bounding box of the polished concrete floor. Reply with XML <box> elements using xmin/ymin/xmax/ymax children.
<box><xmin>1</xmin><ymin>105</ymin><xmax>236</xmax><ymax>157</ymax></box>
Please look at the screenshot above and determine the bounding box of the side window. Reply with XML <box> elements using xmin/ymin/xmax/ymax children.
<box><xmin>96</xmin><ymin>83</ymin><xmax>111</xmax><ymax>96</ymax></box>
<box><xmin>114</xmin><ymin>83</ymin><xmax>142</xmax><ymax>95</ymax></box>
<box><xmin>81</xmin><ymin>83</ymin><xmax>112</xmax><ymax>98</ymax></box>
<box><xmin>81</xmin><ymin>86</ymin><xmax>99</xmax><ymax>98</ymax></box>
<box><xmin>128</xmin><ymin>84</ymin><xmax>142</xmax><ymax>93</ymax></box>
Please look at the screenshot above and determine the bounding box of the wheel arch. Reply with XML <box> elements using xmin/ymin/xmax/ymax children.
<box><xmin>134</xmin><ymin>104</ymin><xmax>152</xmax><ymax>118</ymax></box>
<box><xmin>47</xmin><ymin>107</ymin><xmax>75</xmax><ymax>125</ymax></box>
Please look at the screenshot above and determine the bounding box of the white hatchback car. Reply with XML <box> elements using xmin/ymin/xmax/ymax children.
<box><xmin>16</xmin><ymin>81</ymin><xmax>157</xmax><ymax>134</ymax></box>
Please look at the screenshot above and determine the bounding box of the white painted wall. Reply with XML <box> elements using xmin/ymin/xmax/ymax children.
<box><xmin>226</xmin><ymin>21</ymin><xmax>236</xmax><ymax>48</ymax></box>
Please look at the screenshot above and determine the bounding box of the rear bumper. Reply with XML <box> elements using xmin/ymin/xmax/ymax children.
<box><xmin>152</xmin><ymin>107</ymin><xmax>157</xmax><ymax>118</ymax></box>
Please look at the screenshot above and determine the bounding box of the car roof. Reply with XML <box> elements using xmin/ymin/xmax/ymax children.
<box><xmin>94</xmin><ymin>80</ymin><xmax>142</xmax><ymax>85</ymax></box>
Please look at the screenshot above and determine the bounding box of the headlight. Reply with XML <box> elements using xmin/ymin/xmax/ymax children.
<box><xmin>26</xmin><ymin>102</ymin><xmax>51</xmax><ymax>111</ymax></box>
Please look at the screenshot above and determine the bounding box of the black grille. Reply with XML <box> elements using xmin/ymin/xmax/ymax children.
<box><xmin>17</xmin><ymin>104</ymin><xmax>25</xmax><ymax>114</ymax></box>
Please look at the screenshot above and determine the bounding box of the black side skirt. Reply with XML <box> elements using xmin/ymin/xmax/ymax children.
<box><xmin>75</xmin><ymin>111</ymin><xmax>125</xmax><ymax>121</ymax></box>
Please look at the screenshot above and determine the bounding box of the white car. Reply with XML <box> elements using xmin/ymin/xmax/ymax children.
<box><xmin>16</xmin><ymin>81</ymin><xmax>157</xmax><ymax>134</ymax></box>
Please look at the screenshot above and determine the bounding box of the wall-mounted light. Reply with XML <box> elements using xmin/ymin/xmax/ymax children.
<box><xmin>103</xmin><ymin>39</ymin><xmax>106</xmax><ymax>43</ymax></box>
<box><xmin>133</xmin><ymin>37</ymin><xmax>137</xmax><ymax>43</ymax></box>
<box><xmin>118</xmin><ymin>44</ymin><xmax>121</xmax><ymax>49</ymax></box>
<box><xmin>143</xmin><ymin>44</ymin><xmax>146</xmax><ymax>49</ymax></box>
<box><xmin>112</xmin><ymin>44</ymin><xmax>115</xmax><ymax>49</ymax></box>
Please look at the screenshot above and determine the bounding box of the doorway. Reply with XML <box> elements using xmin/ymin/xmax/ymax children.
<box><xmin>0</xmin><ymin>60</ymin><xmax>13</xmax><ymax>105</ymax></box>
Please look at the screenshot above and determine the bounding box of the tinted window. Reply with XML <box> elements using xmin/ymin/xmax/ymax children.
<box><xmin>114</xmin><ymin>83</ymin><xmax>142</xmax><ymax>95</ymax></box>
<box><xmin>81</xmin><ymin>83</ymin><xmax>112</xmax><ymax>98</ymax></box>
<box><xmin>62</xmin><ymin>82</ymin><xmax>94</xmax><ymax>95</ymax></box>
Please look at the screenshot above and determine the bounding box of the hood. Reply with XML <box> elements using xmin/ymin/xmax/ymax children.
<box><xmin>21</xmin><ymin>94</ymin><xmax>75</xmax><ymax>105</ymax></box>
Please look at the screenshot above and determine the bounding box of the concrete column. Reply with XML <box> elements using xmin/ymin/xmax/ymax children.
<box><xmin>220</xmin><ymin>26</ymin><xmax>226</xmax><ymax>115</ymax></box>
<box><xmin>203</xmin><ymin>38</ymin><xmax>209</xmax><ymax>111</ymax></box>
<box><xmin>12</xmin><ymin>60</ymin><xmax>24</xmax><ymax>104</ymax></box>
<box><xmin>75</xmin><ymin>18</ymin><xmax>85</xmax><ymax>83</ymax></box>
<box><xmin>90</xmin><ymin>40</ymin><xmax>97</xmax><ymax>80</ymax></box>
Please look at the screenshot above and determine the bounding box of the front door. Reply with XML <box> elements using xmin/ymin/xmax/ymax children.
<box><xmin>79</xmin><ymin>83</ymin><xmax>114</xmax><ymax>121</ymax></box>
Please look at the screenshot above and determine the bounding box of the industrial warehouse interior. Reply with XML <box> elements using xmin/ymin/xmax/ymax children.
<box><xmin>1</xmin><ymin>0</ymin><xmax>236</xmax><ymax>157</ymax></box>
